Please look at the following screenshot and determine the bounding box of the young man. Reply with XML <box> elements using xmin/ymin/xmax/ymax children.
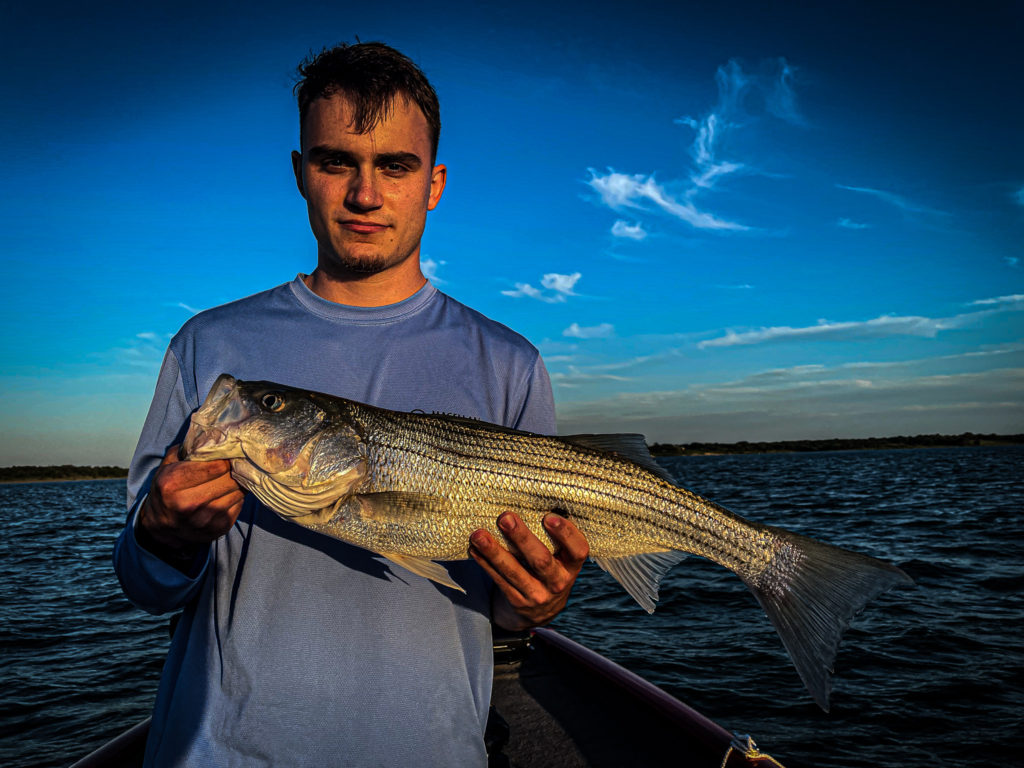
<box><xmin>114</xmin><ymin>42</ymin><xmax>588</xmax><ymax>766</ymax></box>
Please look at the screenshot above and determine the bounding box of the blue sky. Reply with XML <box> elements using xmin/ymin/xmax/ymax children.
<box><xmin>2</xmin><ymin>1</ymin><xmax>1022</xmax><ymax>465</ymax></box>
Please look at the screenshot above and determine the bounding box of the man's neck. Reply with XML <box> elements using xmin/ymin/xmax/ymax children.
<box><xmin>304</xmin><ymin>261</ymin><xmax>428</xmax><ymax>307</ymax></box>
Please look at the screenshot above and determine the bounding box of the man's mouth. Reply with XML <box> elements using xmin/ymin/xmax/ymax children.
<box><xmin>340</xmin><ymin>220</ymin><xmax>388</xmax><ymax>234</ymax></box>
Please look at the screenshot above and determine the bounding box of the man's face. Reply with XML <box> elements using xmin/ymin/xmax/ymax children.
<box><xmin>292</xmin><ymin>94</ymin><xmax>446</xmax><ymax>278</ymax></box>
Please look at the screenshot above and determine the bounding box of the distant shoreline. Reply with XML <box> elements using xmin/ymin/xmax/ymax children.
<box><xmin>648</xmin><ymin>432</ymin><xmax>1023</xmax><ymax>456</ymax></box>
<box><xmin>3</xmin><ymin>433</ymin><xmax>1022</xmax><ymax>482</ymax></box>
<box><xmin>0</xmin><ymin>465</ymin><xmax>129</xmax><ymax>484</ymax></box>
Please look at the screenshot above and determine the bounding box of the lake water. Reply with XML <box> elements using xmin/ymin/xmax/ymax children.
<box><xmin>1</xmin><ymin>446</ymin><xmax>1021</xmax><ymax>767</ymax></box>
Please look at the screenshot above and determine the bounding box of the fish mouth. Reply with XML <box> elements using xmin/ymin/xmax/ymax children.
<box><xmin>182</xmin><ymin>423</ymin><xmax>234</xmax><ymax>458</ymax></box>
<box><xmin>181</xmin><ymin>374</ymin><xmax>250</xmax><ymax>460</ymax></box>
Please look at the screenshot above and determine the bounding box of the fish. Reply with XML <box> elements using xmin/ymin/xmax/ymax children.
<box><xmin>182</xmin><ymin>373</ymin><xmax>912</xmax><ymax>710</ymax></box>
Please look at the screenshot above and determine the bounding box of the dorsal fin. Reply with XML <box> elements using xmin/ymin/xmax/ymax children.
<box><xmin>420</xmin><ymin>411</ymin><xmax>539</xmax><ymax>437</ymax></box>
<box><xmin>561</xmin><ymin>434</ymin><xmax>676</xmax><ymax>483</ymax></box>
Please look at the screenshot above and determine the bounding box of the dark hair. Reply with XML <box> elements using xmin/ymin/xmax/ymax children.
<box><xmin>295</xmin><ymin>42</ymin><xmax>441</xmax><ymax>161</ymax></box>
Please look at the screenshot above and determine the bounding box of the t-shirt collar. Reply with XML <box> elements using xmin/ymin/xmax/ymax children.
<box><xmin>288</xmin><ymin>274</ymin><xmax>438</xmax><ymax>323</ymax></box>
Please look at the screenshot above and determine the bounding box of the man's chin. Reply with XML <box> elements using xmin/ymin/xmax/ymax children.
<box><xmin>339</xmin><ymin>259</ymin><xmax>388</xmax><ymax>275</ymax></box>
<box><xmin>322</xmin><ymin>250</ymin><xmax>408</xmax><ymax>277</ymax></box>
<box><xmin>329</xmin><ymin>249</ymin><xmax>390</xmax><ymax>273</ymax></box>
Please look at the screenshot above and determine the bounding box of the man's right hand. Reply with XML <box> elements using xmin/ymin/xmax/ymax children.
<box><xmin>135</xmin><ymin>445</ymin><xmax>245</xmax><ymax>573</ymax></box>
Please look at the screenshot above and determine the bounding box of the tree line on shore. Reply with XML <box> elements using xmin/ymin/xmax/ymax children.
<box><xmin>0</xmin><ymin>465</ymin><xmax>129</xmax><ymax>482</ymax></box>
<box><xmin>648</xmin><ymin>432</ymin><xmax>1023</xmax><ymax>456</ymax></box>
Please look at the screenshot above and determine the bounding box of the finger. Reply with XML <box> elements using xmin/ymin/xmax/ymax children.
<box><xmin>184</xmin><ymin>476</ymin><xmax>245</xmax><ymax>516</ymax></box>
<box><xmin>166</xmin><ymin>481</ymin><xmax>246</xmax><ymax>540</ymax></box>
<box><xmin>159</xmin><ymin>458</ymin><xmax>236</xmax><ymax>497</ymax></box>
<box><xmin>149</xmin><ymin>464</ymin><xmax>242</xmax><ymax>535</ymax></box>
<box><xmin>543</xmin><ymin>514</ymin><xmax>590</xmax><ymax>571</ymax></box>
<box><xmin>181</xmin><ymin>490</ymin><xmax>246</xmax><ymax>540</ymax></box>
<box><xmin>173</xmin><ymin>475</ymin><xmax>243</xmax><ymax>522</ymax></box>
<box><xmin>469</xmin><ymin>529</ymin><xmax>533</xmax><ymax>605</ymax></box>
<box><xmin>470</xmin><ymin>555</ymin><xmax>527</xmax><ymax>610</ymax></box>
<box><xmin>497</xmin><ymin>513</ymin><xmax>564</xmax><ymax>588</ymax></box>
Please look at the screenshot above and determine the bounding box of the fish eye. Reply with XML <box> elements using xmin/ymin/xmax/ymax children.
<box><xmin>261</xmin><ymin>393</ymin><xmax>286</xmax><ymax>412</ymax></box>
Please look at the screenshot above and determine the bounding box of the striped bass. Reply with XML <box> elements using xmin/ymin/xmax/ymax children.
<box><xmin>182</xmin><ymin>373</ymin><xmax>912</xmax><ymax>710</ymax></box>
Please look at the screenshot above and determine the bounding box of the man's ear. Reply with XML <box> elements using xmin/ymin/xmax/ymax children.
<box><xmin>427</xmin><ymin>164</ymin><xmax>447</xmax><ymax>211</ymax></box>
<box><xmin>291</xmin><ymin>150</ymin><xmax>306</xmax><ymax>199</ymax></box>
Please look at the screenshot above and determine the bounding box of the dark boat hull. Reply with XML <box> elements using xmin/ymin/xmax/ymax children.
<box><xmin>490</xmin><ymin>628</ymin><xmax>781</xmax><ymax>767</ymax></box>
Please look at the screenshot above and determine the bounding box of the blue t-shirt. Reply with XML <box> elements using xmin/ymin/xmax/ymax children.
<box><xmin>114</xmin><ymin>276</ymin><xmax>555</xmax><ymax>768</ymax></box>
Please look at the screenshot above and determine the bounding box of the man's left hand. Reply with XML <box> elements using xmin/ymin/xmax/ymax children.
<box><xmin>469</xmin><ymin>512</ymin><xmax>589</xmax><ymax>630</ymax></box>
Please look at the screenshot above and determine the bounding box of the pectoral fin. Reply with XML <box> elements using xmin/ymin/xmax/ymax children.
<box><xmin>379</xmin><ymin>551</ymin><xmax>466</xmax><ymax>593</ymax></box>
<box><xmin>354</xmin><ymin>492</ymin><xmax>451</xmax><ymax>520</ymax></box>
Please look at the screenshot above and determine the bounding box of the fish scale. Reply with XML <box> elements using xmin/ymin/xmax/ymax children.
<box><xmin>183</xmin><ymin>373</ymin><xmax>913</xmax><ymax>711</ymax></box>
<box><xmin>361</xmin><ymin>405</ymin><xmax>773</xmax><ymax>571</ymax></box>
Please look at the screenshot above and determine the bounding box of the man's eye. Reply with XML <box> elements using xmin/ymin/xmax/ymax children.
<box><xmin>383</xmin><ymin>163</ymin><xmax>408</xmax><ymax>174</ymax></box>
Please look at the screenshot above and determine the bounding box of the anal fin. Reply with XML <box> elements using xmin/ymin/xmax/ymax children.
<box><xmin>593</xmin><ymin>550</ymin><xmax>687</xmax><ymax>613</ymax></box>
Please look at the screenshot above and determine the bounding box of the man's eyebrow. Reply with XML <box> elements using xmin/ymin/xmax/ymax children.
<box><xmin>305</xmin><ymin>145</ymin><xmax>354</xmax><ymax>160</ymax></box>
<box><xmin>376</xmin><ymin>152</ymin><xmax>423</xmax><ymax>169</ymax></box>
<box><xmin>305</xmin><ymin>146</ymin><xmax>423</xmax><ymax>169</ymax></box>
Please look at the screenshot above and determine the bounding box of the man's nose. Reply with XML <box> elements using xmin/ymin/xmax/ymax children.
<box><xmin>345</xmin><ymin>170</ymin><xmax>383</xmax><ymax>211</ymax></box>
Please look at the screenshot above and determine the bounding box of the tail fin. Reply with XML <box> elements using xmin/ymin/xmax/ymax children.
<box><xmin>742</xmin><ymin>527</ymin><xmax>913</xmax><ymax>711</ymax></box>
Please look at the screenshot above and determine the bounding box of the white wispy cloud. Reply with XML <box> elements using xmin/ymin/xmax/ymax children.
<box><xmin>165</xmin><ymin>301</ymin><xmax>200</xmax><ymax>315</ymax></box>
<box><xmin>837</xmin><ymin>342</ymin><xmax>1024</xmax><ymax>369</ymax></box>
<box><xmin>698</xmin><ymin>295</ymin><xmax>1023</xmax><ymax>349</ymax></box>
<box><xmin>611</xmin><ymin>220</ymin><xmax>647</xmax><ymax>240</ymax></box>
<box><xmin>547</xmin><ymin>343</ymin><xmax>1024</xmax><ymax>436</ymax></box>
<box><xmin>587</xmin><ymin>58</ymin><xmax>801</xmax><ymax>234</ymax></box>
<box><xmin>542</xmin><ymin>272</ymin><xmax>581</xmax><ymax>295</ymax></box>
<box><xmin>550</xmin><ymin>338</ymin><xmax>1024</xmax><ymax>395</ymax></box>
<box><xmin>542</xmin><ymin>347</ymin><xmax>681</xmax><ymax>388</ymax></box>
<box><xmin>698</xmin><ymin>316</ymin><xmax>959</xmax><ymax>349</ymax></box>
<box><xmin>587</xmin><ymin>170</ymin><xmax>748</xmax><ymax>230</ymax></box>
<box><xmin>838</xmin><ymin>218</ymin><xmax>870</xmax><ymax>229</ymax></box>
<box><xmin>554</xmin><ymin>367</ymin><xmax>1024</xmax><ymax>443</ymax></box>
<box><xmin>682</xmin><ymin>58</ymin><xmax>803</xmax><ymax>185</ymax></box>
<box><xmin>836</xmin><ymin>184</ymin><xmax>947</xmax><ymax>216</ymax></box>
<box><xmin>563</xmin><ymin>322</ymin><xmax>615</xmax><ymax>339</ymax></box>
<box><xmin>968</xmin><ymin>294</ymin><xmax>1024</xmax><ymax>307</ymax></box>
<box><xmin>502</xmin><ymin>272</ymin><xmax>582</xmax><ymax>303</ymax></box>
<box><xmin>677</xmin><ymin>110</ymin><xmax>746</xmax><ymax>190</ymax></box>
<box><xmin>502</xmin><ymin>283</ymin><xmax>544</xmax><ymax>301</ymax></box>
<box><xmin>694</xmin><ymin>353</ymin><xmax>1024</xmax><ymax>393</ymax></box>
<box><xmin>764</xmin><ymin>58</ymin><xmax>804</xmax><ymax>125</ymax></box>
<box><xmin>550</xmin><ymin>365</ymin><xmax>630</xmax><ymax>388</ymax></box>
<box><xmin>422</xmin><ymin>257</ymin><xmax>446</xmax><ymax>284</ymax></box>
<box><xmin>676</xmin><ymin>62</ymin><xmax>749</xmax><ymax>191</ymax></box>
